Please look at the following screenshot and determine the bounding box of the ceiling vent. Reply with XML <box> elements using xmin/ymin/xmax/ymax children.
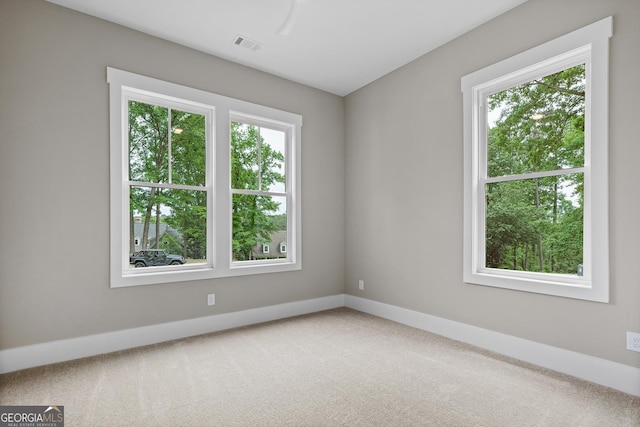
<box><xmin>233</xmin><ymin>35</ymin><xmax>262</xmax><ymax>52</ymax></box>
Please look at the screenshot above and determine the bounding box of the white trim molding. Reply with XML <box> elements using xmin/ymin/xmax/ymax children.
<box><xmin>345</xmin><ymin>295</ymin><xmax>640</xmax><ymax>397</ymax></box>
<box><xmin>0</xmin><ymin>295</ymin><xmax>344</xmax><ymax>374</ymax></box>
<box><xmin>461</xmin><ymin>16</ymin><xmax>612</xmax><ymax>302</ymax></box>
<box><xmin>1</xmin><ymin>294</ymin><xmax>637</xmax><ymax>397</ymax></box>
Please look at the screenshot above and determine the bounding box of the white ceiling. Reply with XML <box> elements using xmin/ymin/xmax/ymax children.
<box><xmin>46</xmin><ymin>0</ymin><xmax>527</xmax><ymax>96</ymax></box>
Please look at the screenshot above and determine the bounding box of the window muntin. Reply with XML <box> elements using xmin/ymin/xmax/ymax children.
<box><xmin>108</xmin><ymin>67</ymin><xmax>302</xmax><ymax>287</ymax></box>
<box><xmin>461</xmin><ymin>17</ymin><xmax>611</xmax><ymax>302</ymax></box>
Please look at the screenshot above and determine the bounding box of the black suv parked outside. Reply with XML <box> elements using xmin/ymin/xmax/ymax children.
<box><xmin>129</xmin><ymin>249</ymin><xmax>186</xmax><ymax>267</ymax></box>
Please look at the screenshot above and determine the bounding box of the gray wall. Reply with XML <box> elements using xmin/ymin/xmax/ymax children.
<box><xmin>345</xmin><ymin>0</ymin><xmax>640</xmax><ymax>368</ymax></box>
<box><xmin>2</xmin><ymin>0</ymin><xmax>639</xmax><ymax>372</ymax></box>
<box><xmin>0</xmin><ymin>0</ymin><xmax>345</xmax><ymax>349</ymax></box>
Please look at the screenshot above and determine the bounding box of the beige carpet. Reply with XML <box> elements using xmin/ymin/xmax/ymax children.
<box><xmin>1</xmin><ymin>308</ymin><xmax>639</xmax><ymax>426</ymax></box>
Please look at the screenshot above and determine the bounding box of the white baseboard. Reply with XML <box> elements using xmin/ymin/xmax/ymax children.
<box><xmin>2</xmin><ymin>293</ymin><xmax>638</xmax><ymax>397</ymax></box>
<box><xmin>344</xmin><ymin>295</ymin><xmax>640</xmax><ymax>397</ymax></box>
<box><xmin>0</xmin><ymin>294</ymin><xmax>345</xmax><ymax>374</ymax></box>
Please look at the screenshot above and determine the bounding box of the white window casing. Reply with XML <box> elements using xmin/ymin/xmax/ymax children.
<box><xmin>461</xmin><ymin>17</ymin><xmax>612</xmax><ymax>302</ymax></box>
<box><xmin>108</xmin><ymin>68</ymin><xmax>302</xmax><ymax>287</ymax></box>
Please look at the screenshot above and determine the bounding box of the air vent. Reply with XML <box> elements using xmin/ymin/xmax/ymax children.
<box><xmin>233</xmin><ymin>35</ymin><xmax>262</xmax><ymax>52</ymax></box>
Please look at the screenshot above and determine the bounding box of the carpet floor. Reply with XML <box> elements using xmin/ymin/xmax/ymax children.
<box><xmin>1</xmin><ymin>308</ymin><xmax>639</xmax><ymax>426</ymax></box>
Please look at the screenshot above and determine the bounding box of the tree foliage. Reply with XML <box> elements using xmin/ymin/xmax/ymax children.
<box><xmin>127</xmin><ymin>104</ymin><xmax>286</xmax><ymax>263</ymax></box>
<box><xmin>485</xmin><ymin>64</ymin><xmax>585</xmax><ymax>274</ymax></box>
<box><xmin>128</xmin><ymin>101</ymin><xmax>207</xmax><ymax>260</ymax></box>
<box><xmin>231</xmin><ymin>122</ymin><xmax>286</xmax><ymax>261</ymax></box>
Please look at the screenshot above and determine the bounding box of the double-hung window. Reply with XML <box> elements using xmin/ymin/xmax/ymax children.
<box><xmin>230</xmin><ymin>114</ymin><xmax>291</xmax><ymax>265</ymax></box>
<box><xmin>461</xmin><ymin>17</ymin><xmax>612</xmax><ymax>302</ymax></box>
<box><xmin>108</xmin><ymin>68</ymin><xmax>302</xmax><ymax>287</ymax></box>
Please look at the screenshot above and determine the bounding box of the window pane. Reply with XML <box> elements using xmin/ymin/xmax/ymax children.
<box><xmin>130</xmin><ymin>186</ymin><xmax>207</xmax><ymax>265</ymax></box>
<box><xmin>259</xmin><ymin>127</ymin><xmax>286</xmax><ymax>192</ymax></box>
<box><xmin>231</xmin><ymin>122</ymin><xmax>286</xmax><ymax>193</ymax></box>
<box><xmin>232</xmin><ymin>194</ymin><xmax>286</xmax><ymax>262</ymax></box>
<box><xmin>485</xmin><ymin>174</ymin><xmax>583</xmax><ymax>274</ymax></box>
<box><xmin>487</xmin><ymin>64</ymin><xmax>585</xmax><ymax>177</ymax></box>
<box><xmin>129</xmin><ymin>101</ymin><xmax>169</xmax><ymax>183</ymax></box>
<box><xmin>231</xmin><ymin>122</ymin><xmax>259</xmax><ymax>190</ymax></box>
<box><xmin>171</xmin><ymin>109</ymin><xmax>206</xmax><ymax>186</ymax></box>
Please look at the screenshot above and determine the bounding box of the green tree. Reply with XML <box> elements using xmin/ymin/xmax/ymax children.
<box><xmin>128</xmin><ymin>101</ymin><xmax>207</xmax><ymax>260</ymax></box>
<box><xmin>485</xmin><ymin>64</ymin><xmax>585</xmax><ymax>274</ymax></box>
<box><xmin>231</xmin><ymin>122</ymin><xmax>285</xmax><ymax>261</ymax></box>
<box><xmin>128</xmin><ymin>105</ymin><xmax>285</xmax><ymax>263</ymax></box>
<box><xmin>163</xmin><ymin>110</ymin><xmax>207</xmax><ymax>260</ymax></box>
<box><xmin>128</xmin><ymin>101</ymin><xmax>169</xmax><ymax>253</ymax></box>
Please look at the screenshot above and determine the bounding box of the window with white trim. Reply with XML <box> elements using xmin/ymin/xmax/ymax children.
<box><xmin>461</xmin><ymin>17</ymin><xmax>612</xmax><ymax>302</ymax></box>
<box><xmin>230</xmin><ymin>116</ymin><xmax>289</xmax><ymax>264</ymax></box>
<box><xmin>108</xmin><ymin>68</ymin><xmax>302</xmax><ymax>287</ymax></box>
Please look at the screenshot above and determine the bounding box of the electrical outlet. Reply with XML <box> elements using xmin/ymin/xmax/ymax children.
<box><xmin>358</xmin><ymin>280</ymin><xmax>364</xmax><ymax>290</ymax></box>
<box><xmin>627</xmin><ymin>332</ymin><xmax>640</xmax><ymax>352</ymax></box>
<box><xmin>207</xmin><ymin>294</ymin><xmax>216</xmax><ymax>306</ymax></box>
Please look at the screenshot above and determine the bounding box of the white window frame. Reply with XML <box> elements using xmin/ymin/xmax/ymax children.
<box><xmin>108</xmin><ymin>68</ymin><xmax>302</xmax><ymax>287</ymax></box>
<box><xmin>461</xmin><ymin>17</ymin><xmax>612</xmax><ymax>302</ymax></box>
<box><xmin>229</xmin><ymin>113</ymin><xmax>295</xmax><ymax>268</ymax></box>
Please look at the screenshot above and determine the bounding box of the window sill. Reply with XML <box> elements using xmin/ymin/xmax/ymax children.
<box><xmin>464</xmin><ymin>269</ymin><xmax>607</xmax><ymax>303</ymax></box>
